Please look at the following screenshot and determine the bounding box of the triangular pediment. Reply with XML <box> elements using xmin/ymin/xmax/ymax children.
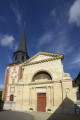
<box><xmin>23</xmin><ymin>52</ymin><xmax>64</xmax><ymax>66</ymax></box>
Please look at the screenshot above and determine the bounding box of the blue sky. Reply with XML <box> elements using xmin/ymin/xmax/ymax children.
<box><xmin>0</xmin><ymin>0</ymin><xmax>80</xmax><ymax>90</ymax></box>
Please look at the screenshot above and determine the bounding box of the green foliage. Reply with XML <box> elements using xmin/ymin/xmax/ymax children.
<box><xmin>47</xmin><ymin>109</ymin><xmax>51</xmax><ymax>111</ymax></box>
<box><xmin>29</xmin><ymin>108</ymin><xmax>33</xmax><ymax>110</ymax></box>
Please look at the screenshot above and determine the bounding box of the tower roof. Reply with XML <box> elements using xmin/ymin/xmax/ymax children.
<box><xmin>13</xmin><ymin>28</ymin><xmax>29</xmax><ymax>64</ymax></box>
<box><xmin>16</xmin><ymin>28</ymin><xmax>27</xmax><ymax>53</ymax></box>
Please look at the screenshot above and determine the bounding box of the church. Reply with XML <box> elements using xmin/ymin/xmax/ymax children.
<box><xmin>2</xmin><ymin>28</ymin><xmax>76</xmax><ymax>114</ymax></box>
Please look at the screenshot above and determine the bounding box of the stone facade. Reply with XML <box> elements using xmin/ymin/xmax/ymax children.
<box><xmin>2</xmin><ymin>52</ymin><xmax>75</xmax><ymax>114</ymax></box>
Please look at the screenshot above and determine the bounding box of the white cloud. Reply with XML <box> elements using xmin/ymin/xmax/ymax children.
<box><xmin>50</xmin><ymin>9</ymin><xmax>56</xmax><ymax>17</ymax></box>
<box><xmin>0</xmin><ymin>84</ymin><xmax>3</xmax><ymax>91</ymax></box>
<box><xmin>38</xmin><ymin>29</ymin><xmax>72</xmax><ymax>55</ymax></box>
<box><xmin>39</xmin><ymin>32</ymin><xmax>53</xmax><ymax>45</ymax></box>
<box><xmin>67</xmin><ymin>53</ymin><xmax>80</xmax><ymax>69</ymax></box>
<box><xmin>8</xmin><ymin>54</ymin><xmax>12</xmax><ymax>63</ymax></box>
<box><xmin>69</xmin><ymin>0</ymin><xmax>80</xmax><ymax>26</ymax></box>
<box><xmin>72</xmin><ymin>53</ymin><xmax>80</xmax><ymax>65</ymax></box>
<box><xmin>0</xmin><ymin>34</ymin><xmax>15</xmax><ymax>49</ymax></box>
<box><xmin>0</xmin><ymin>16</ymin><xmax>5</xmax><ymax>22</ymax></box>
<box><xmin>14</xmin><ymin>44</ymin><xmax>18</xmax><ymax>51</ymax></box>
<box><xmin>10</xmin><ymin>3</ymin><xmax>22</xmax><ymax>27</ymax></box>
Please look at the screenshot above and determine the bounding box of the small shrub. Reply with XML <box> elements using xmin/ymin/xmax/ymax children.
<box><xmin>29</xmin><ymin>108</ymin><xmax>33</xmax><ymax>110</ymax></box>
<box><xmin>47</xmin><ymin>109</ymin><xmax>51</xmax><ymax>111</ymax></box>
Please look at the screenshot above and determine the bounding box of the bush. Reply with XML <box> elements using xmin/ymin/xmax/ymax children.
<box><xmin>29</xmin><ymin>108</ymin><xmax>33</xmax><ymax>110</ymax></box>
<box><xmin>47</xmin><ymin>109</ymin><xmax>51</xmax><ymax>111</ymax></box>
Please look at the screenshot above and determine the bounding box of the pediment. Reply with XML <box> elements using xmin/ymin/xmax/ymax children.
<box><xmin>30</xmin><ymin>54</ymin><xmax>53</xmax><ymax>62</ymax></box>
<box><xmin>23</xmin><ymin>52</ymin><xmax>64</xmax><ymax>66</ymax></box>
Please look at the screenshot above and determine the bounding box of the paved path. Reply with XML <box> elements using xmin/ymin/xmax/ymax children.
<box><xmin>27</xmin><ymin>112</ymin><xmax>80</xmax><ymax>120</ymax></box>
<box><xmin>0</xmin><ymin>110</ymin><xmax>34</xmax><ymax>120</ymax></box>
<box><xmin>1</xmin><ymin>110</ymin><xmax>80</xmax><ymax>120</ymax></box>
<box><xmin>27</xmin><ymin>112</ymin><xmax>51</xmax><ymax>120</ymax></box>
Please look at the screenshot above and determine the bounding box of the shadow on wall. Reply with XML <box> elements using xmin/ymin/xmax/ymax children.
<box><xmin>47</xmin><ymin>97</ymin><xmax>80</xmax><ymax>120</ymax></box>
<box><xmin>0</xmin><ymin>98</ymin><xmax>4</xmax><ymax>112</ymax></box>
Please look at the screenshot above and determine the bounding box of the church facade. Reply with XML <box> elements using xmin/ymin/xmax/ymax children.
<box><xmin>2</xmin><ymin>28</ymin><xmax>75</xmax><ymax>114</ymax></box>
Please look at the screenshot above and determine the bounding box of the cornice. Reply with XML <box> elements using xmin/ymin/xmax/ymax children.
<box><xmin>23</xmin><ymin>51</ymin><xmax>64</xmax><ymax>66</ymax></box>
<box><xmin>61</xmin><ymin>79</ymin><xmax>73</xmax><ymax>82</ymax></box>
<box><xmin>16</xmin><ymin>80</ymin><xmax>62</xmax><ymax>86</ymax></box>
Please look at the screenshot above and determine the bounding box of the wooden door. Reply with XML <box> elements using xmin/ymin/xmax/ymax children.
<box><xmin>37</xmin><ymin>93</ymin><xmax>46</xmax><ymax>112</ymax></box>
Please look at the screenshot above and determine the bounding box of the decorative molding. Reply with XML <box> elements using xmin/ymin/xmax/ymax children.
<box><xmin>61</xmin><ymin>79</ymin><xmax>72</xmax><ymax>82</ymax></box>
<box><xmin>23</xmin><ymin>52</ymin><xmax>64</xmax><ymax>66</ymax></box>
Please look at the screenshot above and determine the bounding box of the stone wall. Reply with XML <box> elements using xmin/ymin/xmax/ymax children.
<box><xmin>15</xmin><ymin>58</ymin><xmax>75</xmax><ymax>114</ymax></box>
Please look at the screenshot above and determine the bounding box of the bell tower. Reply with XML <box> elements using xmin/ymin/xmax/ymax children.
<box><xmin>13</xmin><ymin>28</ymin><xmax>29</xmax><ymax>63</ymax></box>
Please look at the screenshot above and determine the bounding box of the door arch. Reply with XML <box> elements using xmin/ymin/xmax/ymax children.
<box><xmin>32</xmin><ymin>71</ymin><xmax>52</xmax><ymax>82</ymax></box>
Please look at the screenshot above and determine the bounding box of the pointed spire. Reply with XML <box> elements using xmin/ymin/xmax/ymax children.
<box><xmin>17</xmin><ymin>28</ymin><xmax>27</xmax><ymax>53</ymax></box>
<box><xmin>13</xmin><ymin>27</ymin><xmax>29</xmax><ymax>64</ymax></box>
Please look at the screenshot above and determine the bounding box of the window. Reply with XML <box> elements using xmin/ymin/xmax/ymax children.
<box><xmin>15</xmin><ymin>55</ymin><xmax>17</xmax><ymax>60</ymax></box>
<box><xmin>76</xmin><ymin>91</ymin><xmax>80</xmax><ymax>100</ymax></box>
<box><xmin>33</xmin><ymin>71</ymin><xmax>52</xmax><ymax>81</ymax></box>
<box><xmin>10</xmin><ymin>95</ymin><xmax>14</xmax><ymax>101</ymax></box>
<box><xmin>22</xmin><ymin>56</ymin><xmax>24</xmax><ymax>61</ymax></box>
<box><xmin>76</xmin><ymin>86</ymin><xmax>80</xmax><ymax>100</ymax></box>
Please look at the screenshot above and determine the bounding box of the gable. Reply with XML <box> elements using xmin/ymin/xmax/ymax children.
<box><xmin>23</xmin><ymin>51</ymin><xmax>64</xmax><ymax>66</ymax></box>
<box><xmin>31</xmin><ymin>54</ymin><xmax>53</xmax><ymax>62</ymax></box>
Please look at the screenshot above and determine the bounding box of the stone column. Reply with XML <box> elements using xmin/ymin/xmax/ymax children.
<box><xmin>29</xmin><ymin>88</ymin><xmax>31</xmax><ymax>106</ymax></box>
<box><xmin>31</xmin><ymin>87</ymin><xmax>33</xmax><ymax>106</ymax></box>
<box><xmin>35</xmin><ymin>88</ymin><xmax>37</xmax><ymax>111</ymax></box>
<box><xmin>30</xmin><ymin>87</ymin><xmax>32</xmax><ymax>107</ymax></box>
<box><xmin>48</xmin><ymin>86</ymin><xmax>51</xmax><ymax>107</ymax></box>
<box><xmin>31</xmin><ymin>87</ymin><xmax>36</xmax><ymax>110</ymax></box>
<box><xmin>46</xmin><ymin>86</ymin><xmax>48</xmax><ymax>107</ymax></box>
<box><xmin>51</xmin><ymin>86</ymin><xmax>53</xmax><ymax>106</ymax></box>
<box><xmin>34</xmin><ymin>87</ymin><xmax>36</xmax><ymax>109</ymax></box>
<box><xmin>32</xmin><ymin>87</ymin><xmax>35</xmax><ymax>107</ymax></box>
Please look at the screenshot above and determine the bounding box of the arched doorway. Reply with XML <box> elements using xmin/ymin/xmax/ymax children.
<box><xmin>32</xmin><ymin>71</ymin><xmax>52</xmax><ymax>112</ymax></box>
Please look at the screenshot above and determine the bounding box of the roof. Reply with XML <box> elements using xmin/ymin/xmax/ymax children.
<box><xmin>75</xmin><ymin>72</ymin><xmax>80</xmax><ymax>85</ymax></box>
<box><xmin>16</xmin><ymin>28</ymin><xmax>27</xmax><ymax>53</ymax></box>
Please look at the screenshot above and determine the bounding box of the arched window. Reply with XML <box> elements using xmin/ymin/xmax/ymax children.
<box><xmin>10</xmin><ymin>95</ymin><xmax>14</xmax><ymax>101</ymax></box>
<box><xmin>33</xmin><ymin>71</ymin><xmax>52</xmax><ymax>81</ymax></box>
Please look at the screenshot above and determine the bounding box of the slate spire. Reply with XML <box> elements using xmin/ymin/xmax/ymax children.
<box><xmin>13</xmin><ymin>28</ymin><xmax>29</xmax><ymax>63</ymax></box>
<box><xmin>17</xmin><ymin>28</ymin><xmax>27</xmax><ymax>53</ymax></box>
